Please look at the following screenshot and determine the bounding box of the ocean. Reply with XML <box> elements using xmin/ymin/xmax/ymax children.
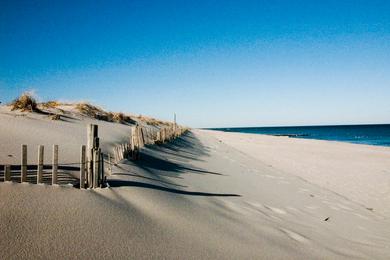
<box><xmin>209</xmin><ymin>124</ymin><xmax>390</xmax><ymax>147</ymax></box>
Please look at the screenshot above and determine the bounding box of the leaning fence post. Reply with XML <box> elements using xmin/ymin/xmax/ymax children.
<box><xmin>139</xmin><ymin>127</ymin><xmax>145</xmax><ymax>148</ymax></box>
<box><xmin>4</xmin><ymin>165</ymin><xmax>11</xmax><ymax>181</ymax></box>
<box><xmin>21</xmin><ymin>145</ymin><xmax>27</xmax><ymax>183</ymax></box>
<box><xmin>80</xmin><ymin>145</ymin><xmax>86</xmax><ymax>189</ymax></box>
<box><xmin>52</xmin><ymin>145</ymin><xmax>58</xmax><ymax>185</ymax></box>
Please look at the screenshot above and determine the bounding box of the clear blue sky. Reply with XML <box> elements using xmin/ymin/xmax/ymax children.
<box><xmin>1</xmin><ymin>0</ymin><xmax>389</xmax><ymax>128</ymax></box>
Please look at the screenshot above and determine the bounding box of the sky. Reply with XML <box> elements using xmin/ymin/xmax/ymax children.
<box><xmin>1</xmin><ymin>0</ymin><xmax>390</xmax><ymax>128</ymax></box>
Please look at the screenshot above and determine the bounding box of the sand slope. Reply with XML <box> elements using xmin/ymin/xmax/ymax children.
<box><xmin>1</xmin><ymin>113</ymin><xmax>390</xmax><ymax>258</ymax></box>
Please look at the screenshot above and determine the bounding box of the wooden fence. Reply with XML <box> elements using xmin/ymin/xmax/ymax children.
<box><xmin>1</xmin><ymin>123</ymin><xmax>187</xmax><ymax>189</ymax></box>
<box><xmin>112</xmin><ymin>123</ymin><xmax>187</xmax><ymax>164</ymax></box>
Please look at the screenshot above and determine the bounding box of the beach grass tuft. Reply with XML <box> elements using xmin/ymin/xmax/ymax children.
<box><xmin>75</xmin><ymin>102</ymin><xmax>107</xmax><ymax>119</ymax></box>
<box><xmin>9</xmin><ymin>93</ymin><xmax>39</xmax><ymax>112</ymax></box>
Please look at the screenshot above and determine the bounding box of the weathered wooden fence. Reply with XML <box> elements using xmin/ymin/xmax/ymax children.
<box><xmin>1</xmin><ymin>123</ymin><xmax>188</xmax><ymax>189</ymax></box>
<box><xmin>1</xmin><ymin>144</ymin><xmax>79</xmax><ymax>186</ymax></box>
<box><xmin>111</xmin><ymin>123</ymin><xmax>187</xmax><ymax>164</ymax></box>
<box><xmin>0</xmin><ymin>124</ymin><xmax>105</xmax><ymax>188</ymax></box>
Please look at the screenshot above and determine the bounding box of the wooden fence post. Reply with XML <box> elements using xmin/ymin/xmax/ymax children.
<box><xmin>92</xmin><ymin>148</ymin><xmax>100</xmax><ymax>188</ymax></box>
<box><xmin>37</xmin><ymin>145</ymin><xmax>44</xmax><ymax>184</ymax></box>
<box><xmin>21</xmin><ymin>144</ymin><xmax>27</xmax><ymax>183</ymax></box>
<box><xmin>113</xmin><ymin>147</ymin><xmax>116</xmax><ymax>163</ymax></box>
<box><xmin>99</xmin><ymin>152</ymin><xmax>104</xmax><ymax>187</ymax></box>
<box><xmin>157</xmin><ymin>131</ymin><xmax>161</xmax><ymax>143</ymax></box>
<box><xmin>131</xmin><ymin>126</ymin><xmax>137</xmax><ymax>160</ymax></box>
<box><xmin>130</xmin><ymin>128</ymin><xmax>135</xmax><ymax>152</ymax></box>
<box><xmin>80</xmin><ymin>145</ymin><xmax>86</xmax><ymax>189</ymax></box>
<box><xmin>139</xmin><ymin>126</ymin><xmax>145</xmax><ymax>148</ymax></box>
<box><xmin>52</xmin><ymin>145</ymin><xmax>58</xmax><ymax>185</ymax></box>
<box><xmin>87</xmin><ymin>124</ymin><xmax>98</xmax><ymax>188</ymax></box>
<box><xmin>108</xmin><ymin>153</ymin><xmax>112</xmax><ymax>175</ymax></box>
<box><xmin>4</xmin><ymin>165</ymin><xmax>11</xmax><ymax>181</ymax></box>
<box><xmin>114</xmin><ymin>146</ymin><xmax>119</xmax><ymax>163</ymax></box>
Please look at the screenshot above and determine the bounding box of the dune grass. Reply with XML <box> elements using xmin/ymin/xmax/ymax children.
<box><xmin>75</xmin><ymin>102</ymin><xmax>137</xmax><ymax>124</ymax></box>
<box><xmin>8</xmin><ymin>93</ymin><xmax>171</xmax><ymax>127</ymax></box>
<box><xmin>9</xmin><ymin>93</ymin><xmax>39</xmax><ymax>112</ymax></box>
<box><xmin>137</xmin><ymin>115</ymin><xmax>170</xmax><ymax>126</ymax></box>
<box><xmin>110</xmin><ymin>112</ymin><xmax>131</xmax><ymax>123</ymax></box>
<box><xmin>40</xmin><ymin>100</ymin><xmax>61</xmax><ymax>109</ymax></box>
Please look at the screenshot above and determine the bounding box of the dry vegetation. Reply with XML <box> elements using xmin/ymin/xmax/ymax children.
<box><xmin>75</xmin><ymin>103</ymin><xmax>106</xmax><ymax>118</ymax></box>
<box><xmin>75</xmin><ymin>102</ymin><xmax>136</xmax><ymax>124</ymax></box>
<box><xmin>8</xmin><ymin>93</ymin><xmax>171</xmax><ymax>127</ymax></box>
<box><xmin>50</xmin><ymin>114</ymin><xmax>61</xmax><ymax>120</ymax></box>
<box><xmin>137</xmin><ymin>115</ymin><xmax>169</xmax><ymax>126</ymax></box>
<box><xmin>111</xmin><ymin>112</ymin><xmax>134</xmax><ymax>123</ymax></box>
<box><xmin>40</xmin><ymin>100</ymin><xmax>61</xmax><ymax>109</ymax></box>
<box><xmin>9</xmin><ymin>93</ymin><xmax>39</xmax><ymax>112</ymax></box>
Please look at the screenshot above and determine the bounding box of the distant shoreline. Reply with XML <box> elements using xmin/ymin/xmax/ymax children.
<box><xmin>206</xmin><ymin>124</ymin><xmax>390</xmax><ymax>147</ymax></box>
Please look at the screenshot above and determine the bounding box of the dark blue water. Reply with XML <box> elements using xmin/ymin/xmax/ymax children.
<box><xmin>209</xmin><ymin>124</ymin><xmax>390</xmax><ymax>147</ymax></box>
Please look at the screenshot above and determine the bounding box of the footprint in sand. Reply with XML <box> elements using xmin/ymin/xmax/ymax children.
<box><xmin>280</xmin><ymin>228</ymin><xmax>310</xmax><ymax>244</ymax></box>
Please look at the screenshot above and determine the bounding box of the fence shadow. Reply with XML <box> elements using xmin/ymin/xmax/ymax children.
<box><xmin>108</xmin><ymin>131</ymin><xmax>240</xmax><ymax>197</ymax></box>
<box><xmin>118</xmin><ymin>131</ymin><xmax>223</xmax><ymax>179</ymax></box>
<box><xmin>0</xmin><ymin>165</ymin><xmax>79</xmax><ymax>186</ymax></box>
<box><xmin>146</xmin><ymin>131</ymin><xmax>210</xmax><ymax>161</ymax></box>
<box><xmin>108</xmin><ymin>180</ymin><xmax>240</xmax><ymax>197</ymax></box>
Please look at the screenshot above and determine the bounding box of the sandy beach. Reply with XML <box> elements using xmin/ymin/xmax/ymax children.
<box><xmin>2</xmin><ymin>1</ymin><xmax>389</xmax><ymax>258</ymax></box>
<box><xmin>1</xmin><ymin>107</ymin><xmax>390</xmax><ymax>259</ymax></box>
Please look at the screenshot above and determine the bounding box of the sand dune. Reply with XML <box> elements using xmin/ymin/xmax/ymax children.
<box><xmin>1</xmin><ymin>110</ymin><xmax>390</xmax><ymax>259</ymax></box>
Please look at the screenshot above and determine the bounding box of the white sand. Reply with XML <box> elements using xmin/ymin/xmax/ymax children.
<box><xmin>204</xmin><ymin>129</ymin><xmax>390</xmax><ymax>218</ymax></box>
<box><xmin>1</xmin><ymin>110</ymin><xmax>390</xmax><ymax>259</ymax></box>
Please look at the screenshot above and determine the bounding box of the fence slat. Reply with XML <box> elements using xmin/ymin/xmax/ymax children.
<box><xmin>80</xmin><ymin>145</ymin><xmax>86</xmax><ymax>189</ymax></box>
<box><xmin>87</xmin><ymin>124</ymin><xmax>98</xmax><ymax>188</ymax></box>
<box><xmin>100</xmin><ymin>153</ymin><xmax>104</xmax><ymax>187</ymax></box>
<box><xmin>37</xmin><ymin>145</ymin><xmax>44</xmax><ymax>184</ymax></box>
<box><xmin>92</xmin><ymin>149</ymin><xmax>100</xmax><ymax>188</ymax></box>
<box><xmin>4</xmin><ymin>165</ymin><xmax>11</xmax><ymax>181</ymax></box>
<box><xmin>52</xmin><ymin>145</ymin><xmax>58</xmax><ymax>185</ymax></box>
<box><xmin>21</xmin><ymin>145</ymin><xmax>27</xmax><ymax>183</ymax></box>
<box><xmin>108</xmin><ymin>154</ymin><xmax>112</xmax><ymax>175</ymax></box>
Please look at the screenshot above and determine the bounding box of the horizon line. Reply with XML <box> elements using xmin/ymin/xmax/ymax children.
<box><xmin>203</xmin><ymin>123</ymin><xmax>390</xmax><ymax>129</ymax></box>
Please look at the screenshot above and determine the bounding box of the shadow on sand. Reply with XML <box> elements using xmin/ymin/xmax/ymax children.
<box><xmin>108</xmin><ymin>131</ymin><xmax>241</xmax><ymax>197</ymax></box>
<box><xmin>109</xmin><ymin>180</ymin><xmax>240</xmax><ymax>197</ymax></box>
<box><xmin>0</xmin><ymin>164</ymin><xmax>79</xmax><ymax>186</ymax></box>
